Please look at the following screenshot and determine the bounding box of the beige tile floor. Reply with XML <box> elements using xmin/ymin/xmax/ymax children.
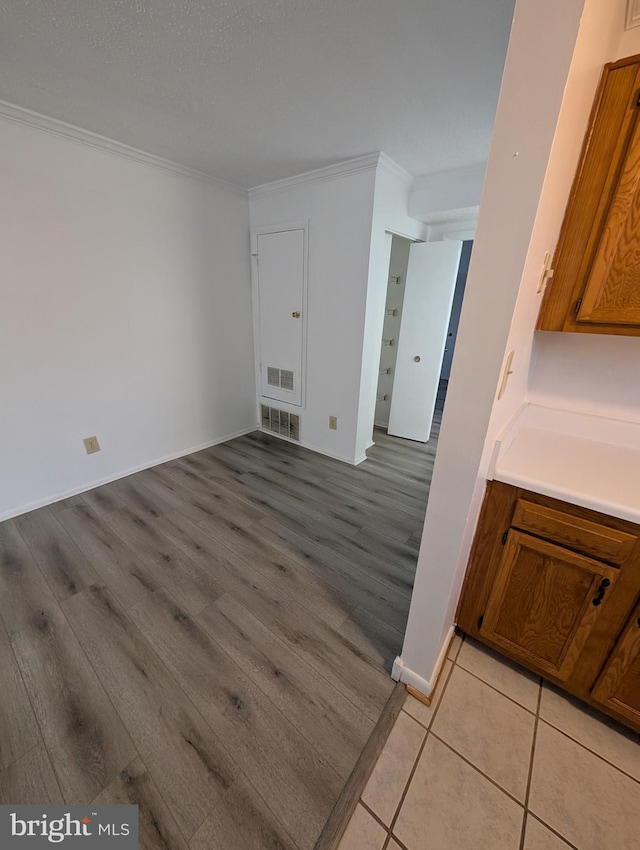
<box><xmin>338</xmin><ymin>633</ymin><xmax>640</xmax><ymax>850</ymax></box>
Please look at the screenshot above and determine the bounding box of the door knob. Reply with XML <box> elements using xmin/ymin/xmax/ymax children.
<box><xmin>292</xmin><ymin>311</ymin><xmax>301</xmax><ymax>318</ymax></box>
<box><xmin>413</xmin><ymin>356</ymin><xmax>421</xmax><ymax>362</ymax></box>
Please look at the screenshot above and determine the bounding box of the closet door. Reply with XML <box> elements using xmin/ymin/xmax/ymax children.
<box><xmin>255</xmin><ymin>228</ymin><xmax>306</xmax><ymax>406</ymax></box>
<box><xmin>388</xmin><ymin>240</ymin><xmax>462</xmax><ymax>442</ymax></box>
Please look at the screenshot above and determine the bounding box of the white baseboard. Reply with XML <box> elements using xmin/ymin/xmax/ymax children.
<box><xmin>392</xmin><ymin>624</ymin><xmax>456</xmax><ymax>699</ymax></box>
<box><xmin>0</xmin><ymin>425</ymin><xmax>258</xmax><ymax>522</ymax></box>
<box><xmin>257</xmin><ymin>427</ymin><xmax>363</xmax><ymax>466</ymax></box>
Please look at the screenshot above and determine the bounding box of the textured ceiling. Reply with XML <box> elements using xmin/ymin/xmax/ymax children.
<box><xmin>0</xmin><ymin>0</ymin><xmax>516</xmax><ymax>188</ymax></box>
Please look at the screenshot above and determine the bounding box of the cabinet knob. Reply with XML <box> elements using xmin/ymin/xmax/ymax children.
<box><xmin>413</xmin><ymin>355</ymin><xmax>421</xmax><ymax>363</ymax></box>
<box><xmin>592</xmin><ymin>577</ymin><xmax>611</xmax><ymax>607</ymax></box>
<box><xmin>292</xmin><ymin>311</ymin><xmax>301</xmax><ymax>318</ymax></box>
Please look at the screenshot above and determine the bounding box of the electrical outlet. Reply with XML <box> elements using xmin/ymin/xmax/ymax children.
<box><xmin>329</xmin><ymin>416</ymin><xmax>338</xmax><ymax>430</ymax></box>
<box><xmin>83</xmin><ymin>436</ymin><xmax>101</xmax><ymax>455</ymax></box>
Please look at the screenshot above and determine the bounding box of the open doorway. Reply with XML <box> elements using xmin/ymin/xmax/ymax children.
<box><xmin>373</xmin><ymin>235</ymin><xmax>473</xmax><ymax>445</ymax></box>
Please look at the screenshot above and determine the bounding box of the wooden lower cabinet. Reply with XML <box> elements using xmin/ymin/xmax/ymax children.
<box><xmin>592</xmin><ymin>600</ymin><xmax>640</xmax><ymax>727</ymax></box>
<box><xmin>482</xmin><ymin>530</ymin><xmax>618</xmax><ymax>682</ymax></box>
<box><xmin>457</xmin><ymin>481</ymin><xmax>640</xmax><ymax>731</ymax></box>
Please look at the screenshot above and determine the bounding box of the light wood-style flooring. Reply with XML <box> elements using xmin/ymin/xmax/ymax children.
<box><xmin>0</xmin><ymin>414</ymin><xmax>440</xmax><ymax>849</ymax></box>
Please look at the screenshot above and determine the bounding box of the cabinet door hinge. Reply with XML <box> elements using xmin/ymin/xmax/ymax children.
<box><xmin>574</xmin><ymin>297</ymin><xmax>582</xmax><ymax>314</ymax></box>
<box><xmin>501</xmin><ymin>530</ymin><xmax>508</xmax><ymax>545</ymax></box>
<box><xmin>477</xmin><ymin>615</ymin><xmax>484</xmax><ymax>630</ymax></box>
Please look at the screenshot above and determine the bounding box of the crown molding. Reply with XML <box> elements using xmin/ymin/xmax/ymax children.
<box><xmin>248</xmin><ymin>152</ymin><xmax>384</xmax><ymax>199</ymax></box>
<box><xmin>0</xmin><ymin>98</ymin><xmax>246</xmax><ymax>195</ymax></box>
<box><xmin>377</xmin><ymin>152</ymin><xmax>414</xmax><ymax>184</ymax></box>
<box><xmin>627</xmin><ymin>0</ymin><xmax>640</xmax><ymax>29</ymax></box>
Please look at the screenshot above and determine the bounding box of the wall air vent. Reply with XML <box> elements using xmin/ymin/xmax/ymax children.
<box><xmin>280</xmin><ymin>369</ymin><xmax>294</xmax><ymax>391</ymax></box>
<box><xmin>267</xmin><ymin>367</ymin><xmax>280</xmax><ymax>387</ymax></box>
<box><xmin>260</xmin><ymin>404</ymin><xmax>301</xmax><ymax>442</ymax></box>
<box><xmin>266</xmin><ymin>366</ymin><xmax>295</xmax><ymax>392</ymax></box>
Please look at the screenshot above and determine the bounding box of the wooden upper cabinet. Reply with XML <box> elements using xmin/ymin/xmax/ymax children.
<box><xmin>592</xmin><ymin>599</ymin><xmax>640</xmax><ymax>726</ymax></box>
<box><xmin>537</xmin><ymin>55</ymin><xmax>640</xmax><ymax>335</ymax></box>
<box><xmin>481</xmin><ymin>530</ymin><xmax>619</xmax><ymax>681</ymax></box>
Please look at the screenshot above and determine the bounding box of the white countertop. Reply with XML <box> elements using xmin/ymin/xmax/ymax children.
<box><xmin>491</xmin><ymin>405</ymin><xmax>640</xmax><ymax>524</ymax></box>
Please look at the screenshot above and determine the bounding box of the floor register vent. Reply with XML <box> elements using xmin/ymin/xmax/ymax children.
<box><xmin>261</xmin><ymin>405</ymin><xmax>301</xmax><ymax>442</ymax></box>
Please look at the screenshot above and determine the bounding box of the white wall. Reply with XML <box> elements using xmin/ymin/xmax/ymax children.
<box><xmin>249</xmin><ymin>161</ymin><xmax>378</xmax><ymax>463</ymax></box>
<box><xmin>355</xmin><ymin>160</ymin><xmax>427</xmax><ymax>460</ymax></box>
<box><xmin>479</xmin><ymin>0</ymin><xmax>627</xmax><ymax>457</ymax></box>
<box><xmin>530</xmin><ymin>332</ymin><xmax>640</xmax><ymax>421</ymax></box>
<box><xmin>408</xmin><ymin>163</ymin><xmax>485</xmax><ymax>222</ymax></box>
<box><xmin>396</xmin><ymin>0</ymin><xmax>607</xmax><ymax>694</ymax></box>
<box><xmin>248</xmin><ymin>155</ymin><xmax>426</xmax><ymax>464</ymax></box>
<box><xmin>0</xmin><ymin>117</ymin><xmax>256</xmax><ymax>520</ymax></box>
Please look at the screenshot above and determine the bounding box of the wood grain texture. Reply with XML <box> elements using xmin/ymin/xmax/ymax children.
<box><xmin>56</xmin><ymin>502</ymin><xmax>162</xmax><ymax>609</ymax></box>
<box><xmin>63</xmin><ymin>585</ymin><xmax>238</xmax><ymax>839</ymax></box>
<box><xmin>191</xmin><ymin>774</ymin><xmax>298</xmax><ymax>850</ymax></box>
<box><xmin>0</xmin><ymin>745</ymin><xmax>64</xmax><ymax>805</ymax></box>
<box><xmin>577</xmin><ymin>108</ymin><xmax>640</xmax><ymax>324</ymax></box>
<box><xmin>313</xmin><ymin>683</ymin><xmax>407</xmax><ymax>850</ymax></box>
<box><xmin>0</xmin><ymin>619</ymin><xmax>40</xmax><ymax>769</ymax></box>
<box><xmin>537</xmin><ymin>60</ymin><xmax>640</xmax><ymax>335</ymax></box>
<box><xmin>93</xmin><ymin>758</ymin><xmax>189</xmax><ymax>850</ymax></box>
<box><xmin>592</xmin><ymin>599</ymin><xmax>640</xmax><ymax>725</ymax></box>
<box><xmin>458</xmin><ymin>481</ymin><xmax>640</xmax><ymax>732</ymax></box>
<box><xmin>511</xmin><ymin>499</ymin><xmax>637</xmax><ymax>564</ymax></box>
<box><xmin>128</xmin><ymin>587</ymin><xmax>342</xmax><ymax>848</ymax></box>
<box><xmin>14</xmin><ymin>507</ymin><xmax>100</xmax><ymax>601</ymax></box>
<box><xmin>105</xmin><ymin>505</ymin><xmax>225</xmax><ymax>616</ymax></box>
<box><xmin>482</xmin><ymin>530</ymin><xmax>618</xmax><ymax>680</ymax></box>
<box><xmin>337</xmin><ymin>605</ymin><xmax>405</xmax><ymax>670</ymax></box>
<box><xmin>0</xmin><ymin>424</ymin><xmax>434</xmax><ymax>846</ymax></box>
<box><xmin>0</xmin><ymin>522</ymin><xmax>136</xmax><ymax>802</ymax></box>
<box><xmin>202</xmin><ymin>592</ymin><xmax>373</xmax><ymax>780</ymax></box>
<box><xmin>258</xmin><ymin>520</ymin><xmax>412</xmax><ymax>632</ymax></box>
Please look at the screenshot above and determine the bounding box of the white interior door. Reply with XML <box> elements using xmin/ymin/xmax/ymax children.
<box><xmin>388</xmin><ymin>240</ymin><xmax>463</xmax><ymax>442</ymax></box>
<box><xmin>256</xmin><ymin>229</ymin><xmax>305</xmax><ymax>406</ymax></box>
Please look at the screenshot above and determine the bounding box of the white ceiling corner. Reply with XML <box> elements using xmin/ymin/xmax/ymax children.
<box><xmin>0</xmin><ymin>1</ymin><xmax>517</xmax><ymax>189</ymax></box>
<box><xmin>248</xmin><ymin>152</ymin><xmax>381</xmax><ymax>199</ymax></box>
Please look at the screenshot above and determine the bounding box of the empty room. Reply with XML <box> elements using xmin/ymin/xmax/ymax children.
<box><xmin>2</xmin><ymin>2</ymin><xmax>640</xmax><ymax>850</ymax></box>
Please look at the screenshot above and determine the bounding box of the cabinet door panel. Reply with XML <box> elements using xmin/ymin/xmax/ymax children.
<box><xmin>536</xmin><ymin>59</ymin><xmax>640</xmax><ymax>335</ymax></box>
<box><xmin>576</xmin><ymin>111</ymin><xmax>640</xmax><ymax>325</ymax></box>
<box><xmin>511</xmin><ymin>500</ymin><xmax>637</xmax><ymax>564</ymax></box>
<box><xmin>481</xmin><ymin>531</ymin><xmax>618</xmax><ymax>681</ymax></box>
<box><xmin>592</xmin><ymin>601</ymin><xmax>640</xmax><ymax>726</ymax></box>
